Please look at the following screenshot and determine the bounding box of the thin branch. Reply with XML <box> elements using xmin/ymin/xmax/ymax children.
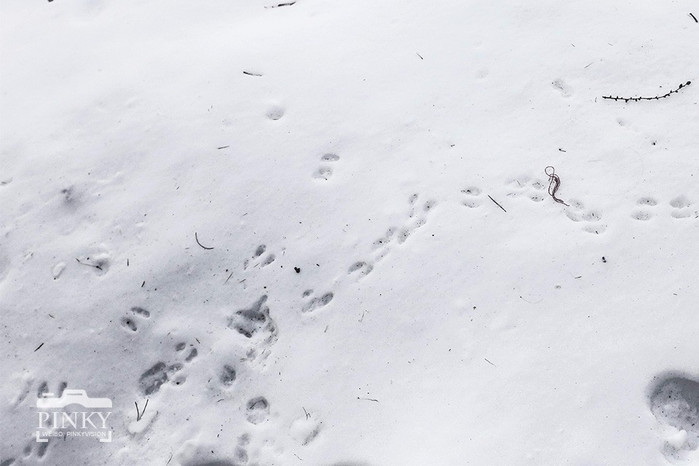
<box><xmin>265</xmin><ymin>1</ymin><xmax>295</xmax><ymax>8</ymax></box>
<box><xmin>135</xmin><ymin>399</ymin><xmax>149</xmax><ymax>421</ymax></box>
<box><xmin>602</xmin><ymin>81</ymin><xmax>691</xmax><ymax>102</ymax></box>
<box><xmin>195</xmin><ymin>232</ymin><xmax>214</xmax><ymax>250</ymax></box>
<box><xmin>487</xmin><ymin>195</ymin><xmax>507</xmax><ymax>212</ymax></box>
<box><xmin>75</xmin><ymin>258</ymin><xmax>102</xmax><ymax>270</ymax></box>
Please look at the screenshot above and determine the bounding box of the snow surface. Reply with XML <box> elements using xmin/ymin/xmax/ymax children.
<box><xmin>1</xmin><ymin>0</ymin><xmax>699</xmax><ymax>465</ymax></box>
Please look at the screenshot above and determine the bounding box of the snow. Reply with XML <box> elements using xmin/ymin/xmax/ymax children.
<box><xmin>1</xmin><ymin>0</ymin><xmax>698</xmax><ymax>465</ymax></box>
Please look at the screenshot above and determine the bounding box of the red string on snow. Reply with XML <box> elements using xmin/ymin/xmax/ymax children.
<box><xmin>545</xmin><ymin>166</ymin><xmax>569</xmax><ymax>206</ymax></box>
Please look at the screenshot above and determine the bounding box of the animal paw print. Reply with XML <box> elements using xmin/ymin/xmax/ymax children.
<box><xmin>552</xmin><ymin>78</ymin><xmax>573</xmax><ymax>98</ymax></box>
<box><xmin>372</xmin><ymin>227</ymin><xmax>396</xmax><ymax>249</ymax></box>
<box><xmin>219</xmin><ymin>364</ymin><xmax>237</xmax><ymax>387</ymax></box>
<box><xmin>291</xmin><ymin>411</ymin><xmax>322</xmax><ymax>446</ymax></box>
<box><xmin>121</xmin><ymin>306</ymin><xmax>151</xmax><ymax>332</ymax></box>
<box><xmin>301</xmin><ymin>289</ymin><xmax>334</xmax><ymax>313</ymax></box>
<box><xmin>631</xmin><ymin>197</ymin><xmax>657</xmax><ymax>221</ymax></box>
<box><xmin>37</xmin><ymin>380</ymin><xmax>68</xmax><ymax>399</ymax></box>
<box><xmin>670</xmin><ymin>195</ymin><xmax>694</xmax><ymax>219</ymax></box>
<box><xmin>398</xmin><ymin>195</ymin><xmax>434</xmax><ymax>243</ymax></box>
<box><xmin>228</xmin><ymin>295</ymin><xmax>278</xmax><ymax>361</ymax></box>
<box><xmin>21</xmin><ymin>437</ymin><xmax>50</xmax><ymax>462</ymax></box>
<box><xmin>229</xmin><ymin>295</ymin><xmax>276</xmax><ymax>338</ymax></box>
<box><xmin>340</xmin><ymin>194</ymin><xmax>436</xmax><ymax>287</ymax></box>
<box><xmin>139</xmin><ymin>340</ymin><xmax>198</xmax><ymax>395</ymax></box>
<box><xmin>460</xmin><ymin>186</ymin><xmax>482</xmax><ymax>208</ymax></box>
<box><xmin>177</xmin><ymin>434</ymin><xmax>249</xmax><ymax>466</ymax></box>
<box><xmin>348</xmin><ymin>261</ymin><xmax>373</xmax><ymax>278</ymax></box>
<box><xmin>372</xmin><ymin>195</ymin><xmax>435</xmax><ymax>259</ymax></box>
<box><xmin>266</xmin><ymin>104</ymin><xmax>285</xmax><ymax>121</ymax></box>
<box><xmin>245</xmin><ymin>396</ymin><xmax>270</xmax><ymax>425</ymax></box>
<box><xmin>505</xmin><ymin>176</ymin><xmax>546</xmax><ymax>203</ymax></box>
<box><xmin>243</xmin><ymin>244</ymin><xmax>275</xmax><ymax>270</ymax></box>
<box><xmin>564</xmin><ymin>200</ymin><xmax>607</xmax><ymax>234</ymax></box>
<box><xmin>649</xmin><ymin>375</ymin><xmax>699</xmax><ymax>460</ymax></box>
<box><xmin>312</xmin><ymin>153</ymin><xmax>340</xmax><ymax>181</ymax></box>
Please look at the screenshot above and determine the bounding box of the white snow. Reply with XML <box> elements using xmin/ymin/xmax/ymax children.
<box><xmin>1</xmin><ymin>0</ymin><xmax>698</xmax><ymax>465</ymax></box>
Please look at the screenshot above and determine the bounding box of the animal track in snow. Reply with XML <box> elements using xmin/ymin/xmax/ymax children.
<box><xmin>347</xmin><ymin>194</ymin><xmax>436</xmax><ymax>281</ymax></box>
<box><xmin>312</xmin><ymin>153</ymin><xmax>340</xmax><ymax>181</ymax></box>
<box><xmin>37</xmin><ymin>380</ymin><xmax>68</xmax><ymax>400</ymax></box>
<box><xmin>227</xmin><ymin>295</ymin><xmax>278</xmax><ymax>362</ymax></box>
<box><xmin>505</xmin><ymin>176</ymin><xmax>546</xmax><ymax>203</ymax></box>
<box><xmin>494</xmin><ymin>176</ymin><xmax>608</xmax><ymax>234</ymax></box>
<box><xmin>649</xmin><ymin>374</ymin><xmax>699</xmax><ymax>459</ymax></box>
<box><xmin>20</xmin><ymin>436</ymin><xmax>50</xmax><ymax>461</ymax></box>
<box><xmin>348</xmin><ymin>261</ymin><xmax>373</xmax><ymax>277</ymax></box>
<box><xmin>631</xmin><ymin>197</ymin><xmax>657</xmax><ymax>221</ymax></box>
<box><xmin>564</xmin><ymin>200</ymin><xmax>606</xmax><ymax>234</ymax></box>
<box><xmin>460</xmin><ymin>186</ymin><xmax>483</xmax><ymax>208</ymax></box>
<box><xmin>243</xmin><ymin>244</ymin><xmax>275</xmax><ymax>270</ymax></box>
<box><xmin>121</xmin><ymin>306</ymin><xmax>151</xmax><ymax>332</ymax></box>
<box><xmin>290</xmin><ymin>413</ymin><xmax>322</xmax><ymax>446</ymax></box>
<box><xmin>228</xmin><ymin>295</ymin><xmax>274</xmax><ymax>338</ymax></box>
<box><xmin>631</xmin><ymin>196</ymin><xmax>697</xmax><ymax>221</ymax></box>
<box><xmin>301</xmin><ymin>289</ymin><xmax>334</xmax><ymax>313</ymax></box>
<box><xmin>552</xmin><ymin>78</ymin><xmax>573</xmax><ymax>97</ymax></box>
<box><xmin>371</xmin><ymin>227</ymin><xmax>396</xmax><ymax>249</ymax></box>
<box><xmin>139</xmin><ymin>340</ymin><xmax>198</xmax><ymax>395</ymax></box>
<box><xmin>670</xmin><ymin>195</ymin><xmax>693</xmax><ymax>219</ymax></box>
<box><xmin>266</xmin><ymin>104</ymin><xmax>284</xmax><ymax>121</ymax></box>
<box><xmin>245</xmin><ymin>396</ymin><xmax>270</xmax><ymax>425</ymax></box>
<box><xmin>179</xmin><ymin>434</ymin><xmax>250</xmax><ymax>466</ymax></box>
<box><xmin>219</xmin><ymin>364</ymin><xmax>237</xmax><ymax>387</ymax></box>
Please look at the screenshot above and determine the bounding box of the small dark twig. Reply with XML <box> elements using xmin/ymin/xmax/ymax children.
<box><xmin>487</xmin><ymin>195</ymin><xmax>507</xmax><ymax>212</ymax></box>
<box><xmin>34</xmin><ymin>342</ymin><xmax>45</xmax><ymax>352</ymax></box>
<box><xmin>545</xmin><ymin>166</ymin><xmax>569</xmax><ymax>206</ymax></box>
<box><xmin>690</xmin><ymin>13</ymin><xmax>698</xmax><ymax>23</ymax></box>
<box><xmin>217</xmin><ymin>145</ymin><xmax>230</xmax><ymax>150</ymax></box>
<box><xmin>195</xmin><ymin>232</ymin><xmax>214</xmax><ymax>250</ymax></box>
<box><xmin>602</xmin><ymin>81</ymin><xmax>691</xmax><ymax>102</ymax></box>
<box><xmin>242</xmin><ymin>71</ymin><xmax>262</xmax><ymax>77</ymax></box>
<box><xmin>416</xmin><ymin>53</ymin><xmax>424</xmax><ymax>60</ymax></box>
<box><xmin>135</xmin><ymin>399</ymin><xmax>149</xmax><ymax>421</ymax></box>
<box><xmin>484</xmin><ymin>358</ymin><xmax>496</xmax><ymax>367</ymax></box>
<box><xmin>357</xmin><ymin>397</ymin><xmax>379</xmax><ymax>402</ymax></box>
<box><xmin>265</xmin><ymin>1</ymin><xmax>295</xmax><ymax>8</ymax></box>
<box><xmin>75</xmin><ymin>258</ymin><xmax>102</xmax><ymax>271</ymax></box>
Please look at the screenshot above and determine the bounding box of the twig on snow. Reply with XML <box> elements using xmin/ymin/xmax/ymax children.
<box><xmin>75</xmin><ymin>258</ymin><xmax>103</xmax><ymax>271</ymax></box>
<box><xmin>195</xmin><ymin>232</ymin><xmax>214</xmax><ymax>250</ymax></box>
<box><xmin>135</xmin><ymin>399</ymin><xmax>149</xmax><ymax>421</ymax></box>
<box><xmin>487</xmin><ymin>195</ymin><xmax>507</xmax><ymax>212</ymax></box>
<box><xmin>265</xmin><ymin>1</ymin><xmax>295</xmax><ymax>8</ymax></box>
<box><xmin>602</xmin><ymin>81</ymin><xmax>691</xmax><ymax>102</ymax></box>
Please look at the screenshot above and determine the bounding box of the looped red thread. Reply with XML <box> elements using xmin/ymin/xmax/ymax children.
<box><xmin>545</xmin><ymin>166</ymin><xmax>569</xmax><ymax>206</ymax></box>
